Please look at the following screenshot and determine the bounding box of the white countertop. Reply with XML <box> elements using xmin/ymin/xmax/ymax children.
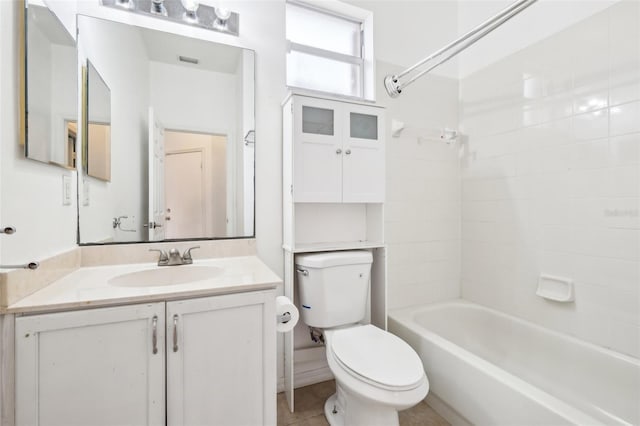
<box><xmin>6</xmin><ymin>256</ymin><xmax>281</xmax><ymax>314</ymax></box>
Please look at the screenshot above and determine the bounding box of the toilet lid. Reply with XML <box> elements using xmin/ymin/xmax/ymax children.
<box><xmin>330</xmin><ymin>325</ymin><xmax>424</xmax><ymax>389</ymax></box>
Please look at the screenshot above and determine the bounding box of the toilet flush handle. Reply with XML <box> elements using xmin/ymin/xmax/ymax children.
<box><xmin>295</xmin><ymin>268</ymin><xmax>308</xmax><ymax>276</ymax></box>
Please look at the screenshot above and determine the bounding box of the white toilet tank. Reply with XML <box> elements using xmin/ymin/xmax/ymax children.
<box><xmin>295</xmin><ymin>250</ymin><xmax>373</xmax><ymax>328</ymax></box>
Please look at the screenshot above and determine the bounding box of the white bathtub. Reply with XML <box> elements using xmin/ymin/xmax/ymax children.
<box><xmin>389</xmin><ymin>300</ymin><xmax>640</xmax><ymax>426</ymax></box>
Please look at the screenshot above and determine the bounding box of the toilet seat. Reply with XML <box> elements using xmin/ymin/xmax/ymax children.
<box><xmin>329</xmin><ymin>325</ymin><xmax>425</xmax><ymax>391</ymax></box>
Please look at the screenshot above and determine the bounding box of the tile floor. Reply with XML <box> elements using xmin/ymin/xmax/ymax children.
<box><xmin>277</xmin><ymin>380</ymin><xmax>450</xmax><ymax>426</ymax></box>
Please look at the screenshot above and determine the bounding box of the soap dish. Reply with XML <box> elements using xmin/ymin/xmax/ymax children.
<box><xmin>536</xmin><ymin>274</ymin><xmax>574</xmax><ymax>302</ymax></box>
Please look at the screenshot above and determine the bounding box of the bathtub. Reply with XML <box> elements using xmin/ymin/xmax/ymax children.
<box><xmin>389</xmin><ymin>300</ymin><xmax>640</xmax><ymax>426</ymax></box>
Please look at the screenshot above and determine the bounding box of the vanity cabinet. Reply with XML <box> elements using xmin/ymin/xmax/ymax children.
<box><xmin>15</xmin><ymin>303</ymin><xmax>166</xmax><ymax>426</ymax></box>
<box><xmin>15</xmin><ymin>291</ymin><xmax>275</xmax><ymax>426</ymax></box>
<box><xmin>166</xmin><ymin>292</ymin><xmax>274</xmax><ymax>426</ymax></box>
<box><xmin>286</xmin><ymin>95</ymin><xmax>385</xmax><ymax>203</ymax></box>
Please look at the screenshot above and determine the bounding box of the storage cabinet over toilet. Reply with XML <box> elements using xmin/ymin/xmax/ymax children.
<box><xmin>287</xmin><ymin>95</ymin><xmax>385</xmax><ymax>203</ymax></box>
<box><xmin>281</xmin><ymin>93</ymin><xmax>387</xmax><ymax>412</ymax></box>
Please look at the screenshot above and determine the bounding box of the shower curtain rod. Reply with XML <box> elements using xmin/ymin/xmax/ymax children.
<box><xmin>384</xmin><ymin>0</ymin><xmax>538</xmax><ymax>98</ymax></box>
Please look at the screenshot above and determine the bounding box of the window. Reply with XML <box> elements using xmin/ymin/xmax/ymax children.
<box><xmin>286</xmin><ymin>1</ymin><xmax>374</xmax><ymax>100</ymax></box>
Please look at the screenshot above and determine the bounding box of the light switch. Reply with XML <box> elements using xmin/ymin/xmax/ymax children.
<box><xmin>62</xmin><ymin>175</ymin><xmax>72</xmax><ymax>206</ymax></box>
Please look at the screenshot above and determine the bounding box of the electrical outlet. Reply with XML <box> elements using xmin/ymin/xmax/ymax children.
<box><xmin>62</xmin><ymin>175</ymin><xmax>72</xmax><ymax>206</ymax></box>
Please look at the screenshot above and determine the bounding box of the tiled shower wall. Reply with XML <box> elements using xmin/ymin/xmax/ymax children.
<box><xmin>379</xmin><ymin>60</ymin><xmax>461</xmax><ymax>310</ymax></box>
<box><xmin>460</xmin><ymin>1</ymin><xmax>639</xmax><ymax>357</ymax></box>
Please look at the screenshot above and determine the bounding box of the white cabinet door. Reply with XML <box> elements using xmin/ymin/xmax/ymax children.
<box><xmin>293</xmin><ymin>97</ymin><xmax>343</xmax><ymax>202</ymax></box>
<box><xmin>342</xmin><ymin>105</ymin><xmax>385</xmax><ymax>202</ymax></box>
<box><xmin>166</xmin><ymin>290</ymin><xmax>276</xmax><ymax>426</ymax></box>
<box><xmin>15</xmin><ymin>303</ymin><xmax>165</xmax><ymax>426</ymax></box>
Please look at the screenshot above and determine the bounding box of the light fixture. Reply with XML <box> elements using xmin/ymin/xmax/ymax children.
<box><xmin>100</xmin><ymin>0</ymin><xmax>239</xmax><ymax>36</ymax></box>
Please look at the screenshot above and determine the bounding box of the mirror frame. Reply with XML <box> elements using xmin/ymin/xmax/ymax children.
<box><xmin>18</xmin><ymin>0</ymin><xmax>26</xmax><ymax>148</ymax></box>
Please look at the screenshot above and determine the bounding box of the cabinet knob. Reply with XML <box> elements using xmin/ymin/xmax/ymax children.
<box><xmin>336</xmin><ymin>149</ymin><xmax>342</xmax><ymax>154</ymax></box>
<box><xmin>345</xmin><ymin>149</ymin><xmax>352</xmax><ymax>155</ymax></box>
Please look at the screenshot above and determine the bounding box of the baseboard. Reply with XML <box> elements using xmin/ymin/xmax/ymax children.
<box><xmin>277</xmin><ymin>346</ymin><xmax>334</xmax><ymax>394</ymax></box>
<box><xmin>425</xmin><ymin>392</ymin><xmax>472</xmax><ymax>426</ymax></box>
<box><xmin>277</xmin><ymin>366</ymin><xmax>334</xmax><ymax>394</ymax></box>
<box><xmin>294</xmin><ymin>365</ymin><xmax>333</xmax><ymax>388</ymax></box>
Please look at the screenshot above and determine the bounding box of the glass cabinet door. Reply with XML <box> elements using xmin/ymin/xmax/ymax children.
<box><xmin>343</xmin><ymin>105</ymin><xmax>385</xmax><ymax>202</ymax></box>
<box><xmin>302</xmin><ymin>106</ymin><xmax>334</xmax><ymax>136</ymax></box>
<box><xmin>293</xmin><ymin>97</ymin><xmax>343</xmax><ymax>203</ymax></box>
<box><xmin>350</xmin><ymin>112</ymin><xmax>378</xmax><ymax>140</ymax></box>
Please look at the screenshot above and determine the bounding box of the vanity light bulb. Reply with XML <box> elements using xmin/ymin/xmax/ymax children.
<box><xmin>214</xmin><ymin>6</ymin><xmax>231</xmax><ymax>22</ymax></box>
<box><xmin>181</xmin><ymin>0</ymin><xmax>200</xmax><ymax>13</ymax></box>
<box><xmin>115</xmin><ymin>0</ymin><xmax>134</xmax><ymax>9</ymax></box>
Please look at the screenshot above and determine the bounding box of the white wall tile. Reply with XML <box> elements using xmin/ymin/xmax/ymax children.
<box><xmin>609</xmin><ymin>63</ymin><xmax>640</xmax><ymax>106</ymax></box>
<box><xmin>569</xmin><ymin>139</ymin><xmax>609</xmax><ymax>170</ymax></box>
<box><xmin>573</xmin><ymin>110</ymin><xmax>609</xmax><ymax>141</ymax></box>
<box><xmin>460</xmin><ymin>3</ymin><xmax>640</xmax><ymax>357</ymax></box>
<box><xmin>609</xmin><ymin>133</ymin><xmax>640</xmax><ymax>166</ymax></box>
<box><xmin>380</xmin><ymin>62</ymin><xmax>461</xmax><ymax>310</ymax></box>
<box><xmin>610</xmin><ymin>101</ymin><xmax>640</xmax><ymax>136</ymax></box>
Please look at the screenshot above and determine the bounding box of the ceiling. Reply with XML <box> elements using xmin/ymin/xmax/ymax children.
<box><xmin>140</xmin><ymin>26</ymin><xmax>242</xmax><ymax>74</ymax></box>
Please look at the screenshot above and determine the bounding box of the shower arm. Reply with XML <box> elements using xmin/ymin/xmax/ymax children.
<box><xmin>384</xmin><ymin>0</ymin><xmax>537</xmax><ymax>97</ymax></box>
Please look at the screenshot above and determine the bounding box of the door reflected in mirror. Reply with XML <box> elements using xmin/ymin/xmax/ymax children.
<box><xmin>77</xmin><ymin>16</ymin><xmax>255</xmax><ymax>244</ymax></box>
<box><xmin>23</xmin><ymin>3</ymin><xmax>77</xmax><ymax>169</ymax></box>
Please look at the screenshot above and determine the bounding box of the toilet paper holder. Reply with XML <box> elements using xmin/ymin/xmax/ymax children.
<box><xmin>277</xmin><ymin>312</ymin><xmax>292</xmax><ymax>324</ymax></box>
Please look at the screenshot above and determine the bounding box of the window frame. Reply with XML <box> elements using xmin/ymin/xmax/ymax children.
<box><xmin>285</xmin><ymin>0</ymin><xmax>375</xmax><ymax>101</ymax></box>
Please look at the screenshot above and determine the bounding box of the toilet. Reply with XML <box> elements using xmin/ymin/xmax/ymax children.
<box><xmin>295</xmin><ymin>250</ymin><xmax>429</xmax><ymax>426</ymax></box>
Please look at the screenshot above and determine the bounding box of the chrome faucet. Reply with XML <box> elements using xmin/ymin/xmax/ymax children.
<box><xmin>149</xmin><ymin>246</ymin><xmax>200</xmax><ymax>266</ymax></box>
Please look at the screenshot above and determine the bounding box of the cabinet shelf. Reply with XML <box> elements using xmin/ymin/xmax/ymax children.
<box><xmin>284</xmin><ymin>240</ymin><xmax>385</xmax><ymax>253</ymax></box>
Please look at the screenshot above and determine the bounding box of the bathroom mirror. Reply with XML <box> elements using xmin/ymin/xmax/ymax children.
<box><xmin>22</xmin><ymin>2</ymin><xmax>78</xmax><ymax>169</ymax></box>
<box><xmin>77</xmin><ymin>16</ymin><xmax>255</xmax><ymax>244</ymax></box>
<box><xmin>84</xmin><ymin>61</ymin><xmax>112</xmax><ymax>182</ymax></box>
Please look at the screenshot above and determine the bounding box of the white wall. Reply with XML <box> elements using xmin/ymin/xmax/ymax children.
<box><xmin>345</xmin><ymin>0</ymin><xmax>460</xmax><ymax>78</ymax></box>
<box><xmin>241</xmin><ymin>51</ymin><xmax>256</xmax><ymax>236</ymax></box>
<box><xmin>459</xmin><ymin>1</ymin><xmax>640</xmax><ymax>357</ymax></box>
<box><xmin>26</xmin><ymin>16</ymin><xmax>53</xmax><ymax>162</ymax></box>
<box><xmin>457</xmin><ymin>0</ymin><xmax>620</xmax><ymax>78</ymax></box>
<box><xmin>77</xmin><ymin>16</ymin><xmax>150</xmax><ymax>243</ymax></box>
<box><xmin>49</xmin><ymin>44</ymin><xmax>77</xmax><ymax>166</ymax></box>
<box><xmin>377</xmin><ymin>60</ymin><xmax>461</xmax><ymax>309</ymax></box>
<box><xmin>149</xmin><ymin>61</ymin><xmax>237</xmax><ymax>136</ymax></box>
<box><xmin>0</xmin><ymin>0</ymin><xmax>77</xmax><ymax>266</ymax></box>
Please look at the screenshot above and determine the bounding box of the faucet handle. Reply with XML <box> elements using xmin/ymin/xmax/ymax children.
<box><xmin>149</xmin><ymin>248</ymin><xmax>169</xmax><ymax>264</ymax></box>
<box><xmin>182</xmin><ymin>246</ymin><xmax>200</xmax><ymax>263</ymax></box>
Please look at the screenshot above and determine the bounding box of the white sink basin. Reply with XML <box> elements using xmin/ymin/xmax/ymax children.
<box><xmin>108</xmin><ymin>266</ymin><xmax>223</xmax><ymax>287</ymax></box>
